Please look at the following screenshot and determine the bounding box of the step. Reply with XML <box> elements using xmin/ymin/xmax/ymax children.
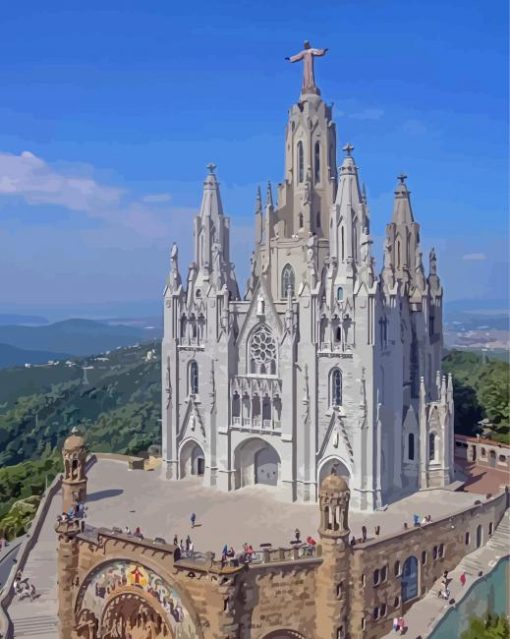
<box><xmin>13</xmin><ymin>615</ymin><xmax>58</xmax><ymax>638</ymax></box>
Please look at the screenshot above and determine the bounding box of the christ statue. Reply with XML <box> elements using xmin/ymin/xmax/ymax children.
<box><xmin>285</xmin><ymin>41</ymin><xmax>328</xmax><ymax>95</ymax></box>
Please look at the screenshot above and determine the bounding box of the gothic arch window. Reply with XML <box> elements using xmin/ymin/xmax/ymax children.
<box><xmin>189</xmin><ymin>360</ymin><xmax>199</xmax><ymax>395</ymax></box>
<box><xmin>249</xmin><ymin>325</ymin><xmax>277</xmax><ymax>375</ymax></box>
<box><xmin>297</xmin><ymin>141</ymin><xmax>304</xmax><ymax>183</ymax></box>
<box><xmin>341</xmin><ymin>227</ymin><xmax>345</xmax><ymax>260</ymax></box>
<box><xmin>335</xmin><ymin>326</ymin><xmax>342</xmax><ymax>343</ymax></box>
<box><xmin>316</xmin><ymin>210</ymin><xmax>321</xmax><ymax>228</ymax></box>
<box><xmin>336</xmin><ymin>286</ymin><xmax>344</xmax><ymax>302</ymax></box>
<box><xmin>232</xmin><ymin>392</ymin><xmax>240</xmax><ymax>418</ymax></box>
<box><xmin>397</xmin><ymin>238</ymin><xmax>401</xmax><ymax>269</ymax></box>
<box><xmin>352</xmin><ymin>220</ymin><xmax>358</xmax><ymax>261</ymax></box>
<box><xmin>298</xmin><ymin>212</ymin><xmax>304</xmax><ymax>229</ymax></box>
<box><xmin>429</xmin><ymin>432</ymin><xmax>436</xmax><ymax>461</ymax></box>
<box><xmin>330</xmin><ymin>368</ymin><xmax>343</xmax><ymax>407</ymax></box>
<box><xmin>314</xmin><ymin>141</ymin><xmax>321</xmax><ymax>183</ymax></box>
<box><xmin>180</xmin><ymin>315</ymin><xmax>187</xmax><ymax>339</ymax></box>
<box><xmin>281</xmin><ymin>264</ymin><xmax>295</xmax><ymax>299</ymax></box>
<box><xmin>408</xmin><ymin>433</ymin><xmax>415</xmax><ymax>461</ymax></box>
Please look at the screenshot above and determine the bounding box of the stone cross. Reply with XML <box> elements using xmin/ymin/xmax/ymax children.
<box><xmin>343</xmin><ymin>143</ymin><xmax>354</xmax><ymax>157</ymax></box>
<box><xmin>285</xmin><ymin>40</ymin><xmax>328</xmax><ymax>95</ymax></box>
<box><xmin>207</xmin><ymin>162</ymin><xmax>216</xmax><ymax>174</ymax></box>
<box><xmin>397</xmin><ymin>173</ymin><xmax>407</xmax><ymax>184</ymax></box>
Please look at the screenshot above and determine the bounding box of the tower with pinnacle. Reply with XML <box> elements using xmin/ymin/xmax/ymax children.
<box><xmin>160</xmin><ymin>42</ymin><xmax>454</xmax><ymax>510</ymax></box>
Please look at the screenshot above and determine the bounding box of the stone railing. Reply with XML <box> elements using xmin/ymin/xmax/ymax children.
<box><xmin>0</xmin><ymin>454</ymin><xmax>97</xmax><ymax>639</ymax></box>
<box><xmin>93</xmin><ymin>452</ymin><xmax>145</xmax><ymax>469</ymax></box>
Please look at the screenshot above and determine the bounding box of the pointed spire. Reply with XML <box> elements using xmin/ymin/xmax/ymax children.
<box><xmin>441</xmin><ymin>374</ymin><xmax>447</xmax><ymax>402</ymax></box>
<box><xmin>199</xmin><ymin>162</ymin><xmax>224</xmax><ymax>221</ymax></box>
<box><xmin>447</xmin><ymin>373</ymin><xmax>453</xmax><ymax>405</ymax></box>
<box><xmin>266</xmin><ymin>181</ymin><xmax>274</xmax><ymax>210</ymax></box>
<box><xmin>255</xmin><ymin>185</ymin><xmax>264</xmax><ymax>245</ymax></box>
<box><xmin>429</xmin><ymin>247</ymin><xmax>437</xmax><ymax>276</ymax></box>
<box><xmin>392</xmin><ymin>173</ymin><xmax>414</xmax><ymax>225</ymax></box>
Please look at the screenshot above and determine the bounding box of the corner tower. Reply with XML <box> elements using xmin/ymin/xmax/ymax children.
<box><xmin>62</xmin><ymin>426</ymin><xmax>87</xmax><ymax>513</ymax></box>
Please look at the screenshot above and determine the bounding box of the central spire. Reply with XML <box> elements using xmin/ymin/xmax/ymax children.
<box><xmin>285</xmin><ymin>40</ymin><xmax>329</xmax><ymax>96</ymax></box>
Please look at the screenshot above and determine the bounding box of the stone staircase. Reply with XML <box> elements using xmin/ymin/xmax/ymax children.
<box><xmin>460</xmin><ymin>510</ymin><xmax>509</xmax><ymax>577</ymax></box>
<box><xmin>13</xmin><ymin>615</ymin><xmax>58</xmax><ymax>638</ymax></box>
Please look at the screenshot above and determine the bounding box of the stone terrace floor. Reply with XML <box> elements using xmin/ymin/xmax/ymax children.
<box><xmin>83</xmin><ymin>460</ymin><xmax>482</xmax><ymax>553</ymax></box>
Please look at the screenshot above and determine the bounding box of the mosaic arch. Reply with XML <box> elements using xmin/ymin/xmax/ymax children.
<box><xmin>75</xmin><ymin>560</ymin><xmax>200</xmax><ymax>639</ymax></box>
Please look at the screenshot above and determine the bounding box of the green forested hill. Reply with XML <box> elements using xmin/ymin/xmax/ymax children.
<box><xmin>443</xmin><ymin>350</ymin><xmax>509</xmax><ymax>443</ymax></box>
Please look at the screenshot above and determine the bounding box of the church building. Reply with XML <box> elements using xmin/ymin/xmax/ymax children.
<box><xmin>161</xmin><ymin>42</ymin><xmax>454</xmax><ymax>511</ymax></box>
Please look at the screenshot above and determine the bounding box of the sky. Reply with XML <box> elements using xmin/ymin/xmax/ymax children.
<box><xmin>0</xmin><ymin>0</ymin><xmax>507</xmax><ymax>317</ymax></box>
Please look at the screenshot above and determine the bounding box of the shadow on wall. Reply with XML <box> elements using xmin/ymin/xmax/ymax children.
<box><xmin>87</xmin><ymin>489</ymin><xmax>124</xmax><ymax>502</ymax></box>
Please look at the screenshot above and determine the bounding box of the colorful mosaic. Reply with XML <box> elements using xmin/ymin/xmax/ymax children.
<box><xmin>78</xmin><ymin>560</ymin><xmax>198</xmax><ymax>638</ymax></box>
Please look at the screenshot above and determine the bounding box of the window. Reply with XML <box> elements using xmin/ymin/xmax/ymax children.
<box><xmin>336</xmin><ymin>626</ymin><xmax>344</xmax><ymax>639</ymax></box>
<box><xmin>380</xmin><ymin>603</ymin><xmax>387</xmax><ymax>617</ymax></box>
<box><xmin>373</xmin><ymin>569</ymin><xmax>380</xmax><ymax>586</ymax></box>
<box><xmin>181</xmin><ymin>315</ymin><xmax>187</xmax><ymax>338</ymax></box>
<box><xmin>232</xmin><ymin>392</ymin><xmax>240</xmax><ymax>418</ymax></box>
<box><xmin>297</xmin><ymin>141</ymin><xmax>304</xmax><ymax>183</ymax></box>
<box><xmin>432</xmin><ymin>545</ymin><xmax>438</xmax><ymax>560</ymax></box>
<box><xmin>489</xmin><ymin>522</ymin><xmax>493</xmax><ymax>536</ymax></box>
<box><xmin>189</xmin><ymin>360</ymin><xmax>199</xmax><ymax>394</ymax></box>
<box><xmin>476</xmin><ymin>524</ymin><xmax>483</xmax><ymax>548</ymax></box>
<box><xmin>314</xmin><ymin>141</ymin><xmax>321</xmax><ymax>183</ymax></box>
<box><xmin>372</xmin><ymin>607</ymin><xmax>379</xmax><ymax>620</ymax></box>
<box><xmin>341</xmin><ymin>227</ymin><xmax>345</xmax><ymax>259</ymax></box>
<box><xmin>394</xmin><ymin>560</ymin><xmax>401</xmax><ymax>577</ymax></box>
<box><xmin>429</xmin><ymin>432</ymin><xmax>436</xmax><ymax>461</ymax></box>
<box><xmin>402</xmin><ymin>556</ymin><xmax>419</xmax><ymax>602</ymax></box>
<box><xmin>281</xmin><ymin>264</ymin><xmax>295</xmax><ymax>299</ymax></box>
<box><xmin>336</xmin><ymin>286</ymin><xmax>344</xmax><ymax>301</ymax></box>
<box><xmin>408</xmin><ymin>433</ymin><xmax>415</xmax><ymax>461</ymax></box>
<box><xmin>360</xmin><ymin>574</ymin><xmax>366</xmax><ymax>587</ymax></box>
<box><xmin>393</xmin><ymin>596</ymin><xmax>400</xmax><ymax>608</ymax></box>
<box><xmin>336</xmin><ymin>582</ymin><xmax>343</xmax><ymax>599</ymax></box>
<box><xmin>361</xmin><ymin>618</ymin><xmax>366</xmax><ymax>630</ymax></box>
<box><xmin>335</xmin><ymin>326</ymin><xmax>342</xmax><ymax>343</ymax></box>
<box><xmin>481</xmin><ymin>447</ymin><xmax>486</xmax><ymax>457</ymax></box>
<box><xmin>331</xmin><ymin>369</ymin><xmax>343</xmax><ymax>407</ymax></box>
<box><xmin>249</xmin><ymin>325</ymin><xmax>277</xmax><ymax>375</ymax></box>
<box><xmin>381</xmin><ymin>565</ymin><xmax>388</xmax><ymax>582</ymax></box>
<box><xmin>421</xmin><ymin>551</ymin><xmax>427</xmax><ymax>565</ymax></box>
<box><xmin>316</xmin><ymin>210</ymin><xmax>321</xmax><ymax>228</ymax></box>
<box><xmin>298</xmin><ymin>212</ymin><xmax>304</xmax><ymax>228</ymax></box>
<box><xmin>499</xmin><ymin>455</ymin><xmax>506</xmax><ymax>463</ymax></box>
<box><xmin>439</xmin><ymin>543</ymin><xmax>445</xmax><ymax>558</ymax></box>
<box><xmin>465</xmin><ymin>531</ymin><xmax>470</xmax><ymax>545</ymax></box>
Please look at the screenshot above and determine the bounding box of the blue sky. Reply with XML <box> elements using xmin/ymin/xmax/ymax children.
<box><xmin>0</xmin><ymin>0</ymin><xmax>507</xmax><ymax>315</ymax></box>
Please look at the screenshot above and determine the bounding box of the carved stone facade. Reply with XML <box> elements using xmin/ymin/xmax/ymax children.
<box><xmin>57</xmin><ymin>442</ymin><xmax>508</xmax><ymax>639</ymax></box>
<box><xmin>161</xmin><ymin>54</ymin><xmax>454</xmax><ymax>511</ymax></box>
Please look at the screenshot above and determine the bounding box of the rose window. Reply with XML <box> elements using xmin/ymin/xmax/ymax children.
<box><xmin>249</xmin><ymin>326</ymin><xmax>277</xmax><ymax>375</ymax></box>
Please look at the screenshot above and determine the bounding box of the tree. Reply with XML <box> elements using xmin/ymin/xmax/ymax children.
<box><xmin>461</xmin><ymin>613</ymin><xmax>510</xmax><ymax>639</ymax></box>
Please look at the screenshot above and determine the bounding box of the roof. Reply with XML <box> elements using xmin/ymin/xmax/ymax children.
<box><xmin>320</xmin><ymin>471</ymin><xmax>349</xmax><ymax>493</ymax></box>
<box><xmin>64</xmin><ymin>427</ymin><xmax>85</xmax><ymax>451</ymax></box>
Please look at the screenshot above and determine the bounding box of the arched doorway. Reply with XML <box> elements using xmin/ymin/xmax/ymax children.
<box><xmin>489</xmin><ymin>450</ymin><xmax>496</xmax><ymax>468</ymax></box>
<box><xmin>476</xmin><ymin>524</ymin><xmax>483</xmax><ymax>548</ymax></box>
<box><xmin>179</xmin><ymin>440</ymin><xmax>206</xmax><ymax>478</ymax></box>
<box><xmin>234</xmin><ymin>439</ymin><xmax>281</xmax><ymax>488</ymax></box>
<box><xmin>101</xmin><ymin>591</ymin><xmax>171</xmax><ymax>639</ymax></box>
<box><xmin>318</xmin><ymin>457</ymin><xmax>350</xmax><ymax>487</ymax></box>
<box><xmin>401</xmin><ymin>556</ymin><xmax>419</xmax><ymax>602</ymax></box>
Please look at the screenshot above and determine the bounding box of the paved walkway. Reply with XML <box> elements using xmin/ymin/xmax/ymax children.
<box><xmin>381</xmin><ymin>510</ymin><xmax>510</xmax><ymax>639</ymax></box>
<box><xmin>3</xmin><ymin>459</ymin><xmax>486</xmax><ymax>638</ymax></box>
<box><xmin>456</xmin><ymin>460</ymin><xmax>510</xmax><ymax>495</ymax></box>
<box><xmin>7</xmin><ymin>489</ymin><xmax>61</xmax><ymax>639</ymax></box>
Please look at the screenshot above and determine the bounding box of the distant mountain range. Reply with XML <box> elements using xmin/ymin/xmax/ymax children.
<box><xmin>0</xmin><ymin>318</ymin><xmax>161</xmax><ymax>368</ymax></box>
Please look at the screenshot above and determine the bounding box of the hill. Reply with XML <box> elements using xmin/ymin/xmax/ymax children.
<box><xmin>0</xmin><ymin>318</ymin><xmax>159</xmax><ymax>358</ymax></box>
<box><xmin>0</xmin><ymin>342</ymin><xmax>73</xmax><ymax>368</ymax></box>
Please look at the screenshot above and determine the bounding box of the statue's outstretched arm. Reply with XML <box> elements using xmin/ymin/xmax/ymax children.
<box><xmin>311</xmin><ymin>48</ymin><xmax>328</xmax><ymax>57</ymax></box>
<box><xmin>286</xmin><ymin>51</ymin><xmax>305</xmax><ymax>63</ymax></box>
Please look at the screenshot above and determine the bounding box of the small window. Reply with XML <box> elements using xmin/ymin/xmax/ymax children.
<box><xmin>331</xmin><ymin>369</ymin><xmax>343</xmax><ymax>407</ymax></box>
<box><xmin>316</xmin><ymin>210</ymin><xmax>321</xmax><ymax>228</ymax></box>
<box><xmin>336</xmin><ymin>626</ymin><xmax>344</xmax><ymax>639</ymax></box>
<box><xmin>336</xmin><ymin>286</ymin><xmax>344</xmax><ymax>301</ymax></box>
<box><xmin>336</xmin><ymin>581</ymin><xmax>343</xmax><ymax>599</ymax></box>
<box><xmin>195</xmin><ymin>289</ymin><xmax>201</xmax><ymax>298</ymax></box>
<box><xmin>380</xmin><ymin>603</ymin><xmax>387</xmax><ymax>617</ymax></box>
<box><xmin>408</xmin><ymin>433</ymin><xmax>415</xmax><ymax>461</ymax></box>
<box><xmin>189</xmin><ymin>360</ymin><xmax>199</xmax><ymax>394</ymax></box>
<box><xmin>297</xmin><ymin>141</ymin><xmax>304</xmax><ymax>183</ymax></box>
<box><xmin>373</xmin><ymin>569</ymin><xmax>380</xmax><ymax>586</ymax></box>
<box><xmin>394</xmin><ymin>560</ymin><xmax>401</xmax><ymax>577</ymax></box>
<box><xmin>394</xmin><ymin>596</ymin><xmax>400</xmax><ymax>608</ymax></box>
<box><xmin>498</xmin><ymin>455</ymin><xmax>506</xmax><ymax>463</ymax></box>
<box><xmin>281</xmin><ymin>264</ymin><xmax>296</xmax><ymax>299</ymax></box>
<box><xmin>361</xmin><ymin>574</ymin><xmax>366</xmax><ymax>587</ymax></box>
<box><xmin>372</xmin><ymin>607</ymin><xmax>379</xmax><ymax>621</ymax></box>
<box><xmin>465</xmin><ymin>532</ymin><xmax>470</xmax><ymax>545</ymax></box>
<box><xmin>335</xmin><ymin>326</ymin><xmax>342</xmax><ymax>343</ymax></box>
<box><xmin>432</xmin><ymin>545</ymin><xmax>438</xmax><ymax>560</ymax></box>
<box><xmin>429</xmin><ymin>432</ymin><xmax>436</xmax><ymax>461</ymax></box>
<box><xmin>298</xmin><ymin>213</ymin><xmax>304</xmax><ymax>228</ymax></box>
<box><xmin>439</xmin><ymin>543</ymin><xmax>445</xmax><ymax>558</ymax></box>
<box><xmin>361</xmin><ymin>617</ymin><xmax>366</xmax><ymax>630</ymax></box>
<box><xmin>421</xmin><ymin>550</ymin><xmax>427</xmax><ymax>565</ymax></box>
<box><xmin>314</xmin><ymin>141</ymin><xmax>321</xmax><ymax>183</ymax></box>
<box><xmin>489</xmin><ymin>522</ymin><xmax>493</xmax><ymax>536</ymax></box>
<box><xmin>381</xmin><ymin>565</ymin><xmax>388</xmax><ymax>582</ymax></box>
<box><xmin>481</xmin><ymin>447</ymin><xmax>486</xmax><ymax>457</ymax></box>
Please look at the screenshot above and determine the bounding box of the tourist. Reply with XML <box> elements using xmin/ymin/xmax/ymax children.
<box><xmin>173</xmin><ymin>534</ymin><xmax>178</xmax><ymax>546</ymax></box>
<box><xmin>413</xmin><ymin>514</ymin><xmax>420</xmax><ymax>526</ymax></box>
<box><xmin>124</xmin><ymin>526</ymin><xmax>131</xmax><ymax>535</ymax></box>
<box><xmin>190</xmin><ymin>513</ymin><xmax>196</xmax><ymax>528</ymax></box>
<box><xmin>29</xmin><ymin>584</ymin><xmax>37</xmax><ymax>601</ymax></box>
<box><xmin>460</xmin><ymin>572</ymin><xmax>466</xmax><ymax>587</ymax></box>
<box><xmin>374</xmin><ymin>525</ymin><xmax>380</xmax><ymax>536</ymax></box>
<box><xmin>350</xmin><ymin>536</ymin><xmax>356</xmax><ymax>546</ymax></box>
<box><xmin>421</xmin><ymin>515</ymin><xmax>428</xmax><ymax>525</ymax></box>
<box><xmin>403</xmin><ymin>522</ymin><xmax>408</xmax><ymax>530</ymax></box>
<box><xmin>185</xmin><ymin>535</ymin><xmax>192</xmax><ymax>552</ymax></box>
<box><xmin>426</xmin><ymin>514</ymin><xmax>432</xmax><ymax>522</ymax></box>
<box><xmin>188</xmin><ymin>540</ymin><xmax>194</xmax><ymax>556</ymax></box>
<box><xmin>361</xmin><ymin>525</ymin><xmax>367</xmax><ymax>542</ymax></box>
<box><xmin>134</xmin><ymin>527</ymin><xmax>143</xmax><ymax>540</ymax></box>
<box><xmin>180</xmin><ymin>539</ymin><xmax>185</xmax><ymax>554</ymax></box>
<box><xmin>398</xmin><ymin>617</ymin><xmax>406</xmax><ymax>635</ymax></box>
<box><xmin>392</xmin><ymin>617</ymin><xmax>399</xmax><ymax>632</ymax></box>
<box><xmin>295</xmin><ymin>528</ymin><xmax>301</xmax><ymax>542</ymax></box>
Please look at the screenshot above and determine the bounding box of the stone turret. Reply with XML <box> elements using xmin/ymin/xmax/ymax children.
<box><xmin>315</xmin><ymin>469</ymin><xmax>351</xmax><ymax>639</ymax></box>
<box><xmin>62</xmin><ymin>426</ymin><xmax>87</xmax><ymax>513</ymax></box>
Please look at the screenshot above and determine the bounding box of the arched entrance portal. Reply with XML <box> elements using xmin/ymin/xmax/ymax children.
<box><xmin>401</xmin><ymin>556</ymin><xmax>419</xmax><ymax>603</ymax></box>
<box><xmin>234</xmin><ymin>439</ymin><xmax>281</xmax><ymax>488</ymax></box>
<box><xmin>101</xmin><ymin>591</ymin><xmax>171</xmax><ymax>638</ymax></box>
<box><xmin>180</xmin><ymin>440</ymin><xmax>205</xmax><ymax>478</ymax></box>
<box><xmin>318</xmin><ymin>457</ymin><xmax>350</xmax><ymax>487</ymax></box>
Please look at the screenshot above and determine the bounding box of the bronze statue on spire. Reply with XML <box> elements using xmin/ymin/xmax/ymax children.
<box><xmin>285</xmin><ymin>40</ymin><xmax>328</xmax><ymax>95</ymax></box>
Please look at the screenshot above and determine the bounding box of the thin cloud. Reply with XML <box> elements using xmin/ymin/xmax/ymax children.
<box><xmin>141</xmin><ymin>193</ymin><xmax>172</xmax><ymax>203</ymax></box>
<box><xmin>462</xmin><ymin>253</ymin><xmax>487</xmax><ymax>261</ymax></box>
<box><xmin>349</xmin><ymin>108</ymin><xmax>384</xmax><ymax>121</ymax></box>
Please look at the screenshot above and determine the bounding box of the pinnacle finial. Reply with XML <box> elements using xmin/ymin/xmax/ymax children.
<box><xmin>397</xmin><ymin>173</ymin><xmax>407</xmax><ymax>184</ymax></box>
<box><xmin>266</xmin><ymin>181</ymin><xmax>273</xmax><ymax>207</ymax></box>
<box><xmin>207</xmin><ymin>162</ymin><xmax>217</xmax><ymax>175</ymax></box>
<box><xmin>343</xmin><ymin>143</ymin><xmax>354</xmax><ymax>157</ymax></box>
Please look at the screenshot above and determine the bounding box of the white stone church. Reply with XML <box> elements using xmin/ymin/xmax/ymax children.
<box><xmin>161</xmin><ymin>45</ymin><xmax>454</xmax><ymax>510</ymax></box>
